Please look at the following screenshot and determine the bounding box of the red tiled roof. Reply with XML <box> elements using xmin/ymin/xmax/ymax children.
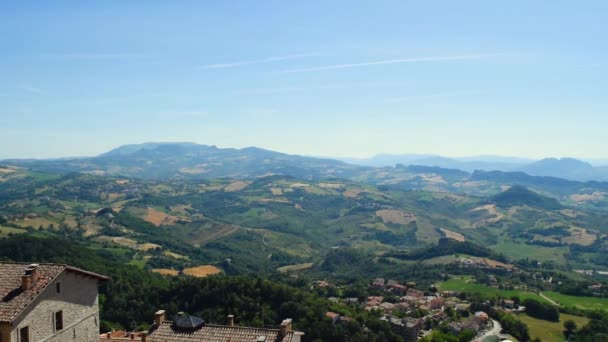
<box><xmin>325</xmin><ymin>312</ymin><xmax>339</xmax><ymax>319</ymax></box>
<box><xmin>147</xmin><ymin>321</ymin><xmax>296</xmax><ymax>342</ymax></box>
<box><xmin>0</xmin><ymin>262</ymin><xmax>107</xmax><ymax>323</ymax></box>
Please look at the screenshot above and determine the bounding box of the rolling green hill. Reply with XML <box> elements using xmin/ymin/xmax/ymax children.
<box><xmin>1</xmin><ymin>166</ymin><xmax>607</xmax><ymax>277</ymax></box>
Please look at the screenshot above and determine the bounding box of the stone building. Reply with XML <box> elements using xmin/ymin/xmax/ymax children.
<box><xmin>0</xmin><ymin>263</ymin><xmax>107</xmax><ymax>342</ymax></box>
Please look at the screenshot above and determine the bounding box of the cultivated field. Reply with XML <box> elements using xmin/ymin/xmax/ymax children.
<box><xmin>439</xmin><ymin>228</ymin><xmax>465</xmax><ymax>242</ymax></box>
<box><xmin>439</xmin><ymin>276</ymin><xmax>550</xmax><ymax>303</ymax></box>
<box><xmin>183</xmin><ymin>265</ymin><xmax>222</xmax><ymax>277</ymax></box>
<box><xmin>542</xmin><ymin>291</ymin><xmax>608</xmax><ymax>311</ymax></box>
<box><xmin>440</xmin><ymin>276</ymin><xmax>608</xmax><ymax>311</ymax></box>
<box><xmin>143</xmin><ymin>207</ymin><xmax>183</xmax><ymax>226</ymax></box>
<box><xmin>375</xmin><ymin>209</ymin><xmax>416</xmax><ymax>225</ymax></box>
<box><xmin>277</xmin><ymin>263</ymin><xmax>314</xmax><ymax>273</ymax></box>
<box><xmin>153</xmin><ymin>268</ymin><xmax>179</xmax><ymax>276</ymax></box>
<box><xmin>224</xmin><ymin>181</ymin><xmax>249</xmax><ymax>192</ymax></box>
<box><xmin>0</xmin><ymin>226</ymin><xmax>26</xmax><ymax>237</ymax></box>
<box><xmin>514</xmin><ymin>313</ymin><xmax>589</xmax><ymax>342</ymax></box>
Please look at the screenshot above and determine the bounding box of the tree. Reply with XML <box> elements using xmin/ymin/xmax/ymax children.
<box><xmin>564</xmin><ymin>319</ymin><xmax>577</xmax><ymax>338</ymax></box>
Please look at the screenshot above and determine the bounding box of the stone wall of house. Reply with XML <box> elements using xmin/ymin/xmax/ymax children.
<box><xmin>10</xmin><ymin>271</ymin><xmax>100</xmax><ymax>342</ymax></box>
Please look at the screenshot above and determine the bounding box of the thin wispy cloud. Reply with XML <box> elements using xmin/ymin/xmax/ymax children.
<box><xmin>19</xmin><ymin>85</ymin><xmax>44</xmax><ymax>94</ymax></box>
<box><xmin>200</xmin><ymin>53</ymin><xmax>319</xmax><ymax>69</ymax></box>
<box><xmin>42</xmin><ymin>53</ymin><xmax>144</xmax><ymax>60</ymax></box>
<box><xmin>282</xmin><ymin>53</ymin><xmax>498</xmax><ymax>73</ymax></box>
<box><xmin>238</xmin><ymin>87</ymin><xmax>307</xmax><ymax>95</ymax></box>
<box><xmin>386</xmin><ymin>90</ymin><xmax>482</xmax><ymax>103</ymax></box>
<box><xmin>161</xmin><ymin>111</ymin><xmax>209</xmax><ymax>118</ymax></box>
<box><xmin>239</xmin><ymin>81</ymin><xmax>409</xmax><ymax>95</ymax></box>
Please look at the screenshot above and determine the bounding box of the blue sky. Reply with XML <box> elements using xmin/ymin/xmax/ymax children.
<box><xmin>1</xmin><ymin>1</ymin><xmax>607</xmax><ymax>159</ymax></box>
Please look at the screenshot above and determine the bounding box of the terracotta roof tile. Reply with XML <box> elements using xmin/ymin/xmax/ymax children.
<box><xmin>147</xmin><ymin>321</ymin><xmax>295</xmax><ymax>342</ymax></box>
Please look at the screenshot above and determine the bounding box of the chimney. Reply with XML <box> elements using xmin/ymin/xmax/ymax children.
<box><xmin>106</xmin><ymin>332</ymin><xmax>111</xmax><ymax>339</ymax></box>
<box><xmin>279</xmin><ymin>319</ymin><xmax>292</xmax><ymax>338</ymax></box>
<box><xmin>154</xmin><ymin>310</ymin><xmax>166</xmax><ymax>326</ymax></box>
<box><xmin>130</xmin><ymin>332</ymin><xmax>135</xmax><ymax>339</ymax></box>
<box><xmin>227</xmin><ymin>314</ymin><xmax>234</xmax><ymax>327</ymax></box>
<box><xmin>281</xmin><ymin>318</ymin><xmax>292</xmax><ymax>331</ymax></box>
<box><xmin>141</xmin><ymin>333</ymin><xmax>147</xmax><ymax>342</ymax></box>
<box><xmin>21</xmin><ymin>264</ymin><xmax>39</xmax><ymax>291</ymax></box>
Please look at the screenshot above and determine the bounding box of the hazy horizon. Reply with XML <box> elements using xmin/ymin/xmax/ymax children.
<box><xmin>2</xmin><ymin>141</ymin><xmax>608</xmax><ymax>166</ymax></box>
<box><xmin>2</xmin><ymin>1</ymin><xmax>608</xmax><ymax>159</ymax></box>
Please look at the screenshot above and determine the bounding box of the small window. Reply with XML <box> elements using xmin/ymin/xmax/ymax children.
<box><xmin>19</xmin><ymin>326</ymin><xmax>29</xmax><ymax>342</ymax></box>
<box><xmin>56</xmin><ymin>282</ymin><xmax>61</xmax><ymax>294</ymax></box>
<box><xmin>54</xmin><ymin>310</ymin><xmax>64</xmax><ymax>331</ymax></box>
<box><xmin>73</xmin><ymin>329</ymin><xmax>76</xmax><ymax>339</ymax></box>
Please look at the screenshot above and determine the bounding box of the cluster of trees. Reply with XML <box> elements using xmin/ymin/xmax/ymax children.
<box><xmin>523</xmin><ymin>298</ymin><xmax>560</xmax><ymax>322</ymax></box>
<box><xmin>385</xmin><ymin>239</ymin><xmax>507</xmax><ymax>263</ymax></box>
<box><xmin>419</xmin><ymin>329</ymin><xmax>476</xmax><ymax>342</ymax></box>
<box><xmin>569</xmin><ymin>311</ymin><xmax>608</xmax><ymax>341</ymax></box>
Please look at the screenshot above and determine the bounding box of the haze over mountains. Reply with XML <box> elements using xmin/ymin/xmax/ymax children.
<box><xmin>340</xmin><ymin>154</ymin><xmax>608</xmax><ymax>182</ymax></box>
<box><xmin>3</xmin><ymin>142</ymin><xmax>608</xmax><ymax>182</ymax></box>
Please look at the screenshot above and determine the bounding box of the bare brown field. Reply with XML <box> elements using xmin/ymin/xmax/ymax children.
<box><xmin>269</xmin><ymin>187</ymin><xmax>283</xmax><ymax>195</ymax></box>
<box><xmin>420</xmin><ymin>174</ymin><xmax>447</xmax><ymax>184</ymax></box>
<box><xmin>560</xmin><ymin>209</ymin><xmax>583</xmax><ymax>218</ymax></box>
<box><xmin>468</xmin><ymin>204</ymin><xmax>503</xmax><ymax>228</ymax></box>
<box><xmin>570</xmin><ymin>192</ymin><xmax>606</xmax><ymax>202</ymax></box>
<box><xmin>107</xmin><ymin>192</ymin><xmax>122</xmax><ymax>201</ymax></box>
<box><xmin>452</xmin><ymin>181</ymin><xmax>488</xmax><ymax>188</ymax></box>
<box><xmin>137</xmin><ymin>242</ymin><xmax>162</xmax><ymax>251</ymax></box>
<box><xmin>183</xmin><ymin>265</ymin><xmax>221</xmax><ymax>277</ymax></box>
<box><xmin>62</xmin><ymin>215</ymin><xmax>79</xmax><ymax>228</ymax></box>
<box><xmin>81</xmin><ymin>221</ymin><xmax>103</xmax><ymax>236</ymax></box>
<box><xmin>153</xmin><ymin>269</ymin><xmax>179</xmax><ymax>276</ymax></box>
<box><xmin>83</xmin><ymin>170</ymin><xmax>106</xmax><ymax>176</ymax></box>
<box><xmin>563</xmin><ymin>227</ymin><xmax>597</xmax><ymax>246</ymax></box>
<box><xmin>115</xmin><ymin>179</ymin><xmax>130</xmax><ymax>184</ymax></box>
<box><xmin>318</xmin><ymin>182</ymin><xmax>344</xmax><ymax>189</ymax></box>
<box><xmin>277</xmin><ymin>263</ymin><xmax>314</xmax><ymax>273</ymax></box>
<box><xmin>343</xmin><ymin>188</ymin><xmax>364</xmax><ymax>198</ymax></box>
<box><xmin>179</xmin><ymin>166</ymin><xmax>209</xmax><ymax>175</ymax></box>
<box><xmin>0</xmin><ymin>167</ymin><xmax>17</xmax><ymax>173</ymax></box>
<box><xmin>475</xmin><ymin>257</ymin><xmax>514</xmax><ymax>270</ymax></box>
<box><xmin>224</xmin><ymin>181</ymin><xmax>249</xmax><ymax>192</ymax></box>
<box><xmin>170</xmin><ymin>204</ymin><xmax>193</xmax><ymax>216</ymax></box>
<box><xmin>13</xmin><ymin>216</ymin><xmax>57</xmax><ymax>229</ymax></box>
<box><xmin>439</xmin><ymin>228</ymin><xmax>465</xmax><ymax>242</ymax></box>
<box><xmin>375</xmin><ymin>209</ymin><xmax>416</xmax><ymax>225</ymax></box>
<box><xmin>164</xmin><ymin>251</ymin><xmax>188</xmax><ymax>260</ymax></box>
<box><xmin>143</xmin><ymin>208</ymin><xmax>184</xmax><ymax>226</ymax></box>
<box><xmin>194</xmin><ymin>224</ymin><xmax>239</xmax><ymax>245</ymax></box>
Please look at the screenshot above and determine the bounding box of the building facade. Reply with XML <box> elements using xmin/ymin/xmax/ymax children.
<box><xmin>0</xmin><ymin>263</ymin><xmax>107</xmax><ymax>342</ymax></box>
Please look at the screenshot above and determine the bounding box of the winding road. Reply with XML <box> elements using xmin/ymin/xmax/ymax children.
<box><xmin>474</xmin><ymin>319</ymin><xmax>503</xmax><ymax>342</ymax></box>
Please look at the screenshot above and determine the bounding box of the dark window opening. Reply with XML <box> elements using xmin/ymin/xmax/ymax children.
<box><xmin>19</xmin><ymin>326</ymin><xmax>29</xmax><ymax>342</ymax></box>
<box><xmin>56</xmin><ymin>282</ymin><xmax>61</xmax><ymax>294</ymax></box>
<box><xmin>55</xmin><ymin>310</ymin><xmax>64</xmax><ymax>331</ymax></box>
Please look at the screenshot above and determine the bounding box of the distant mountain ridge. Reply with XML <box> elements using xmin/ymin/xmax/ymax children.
<box><xmin>3</xmin><ymin>142</ymin><xmax>608</xmax><ymax>183</ymax></box>
<box><xmin>3</xmin><ymin>142</ymin><xmax>366</xmax><ymax>180</ymax></box>
<box><xmin>340</xmin><ymin>154</ymin><xmax>608</xmax><ymax>182</ymax></box>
